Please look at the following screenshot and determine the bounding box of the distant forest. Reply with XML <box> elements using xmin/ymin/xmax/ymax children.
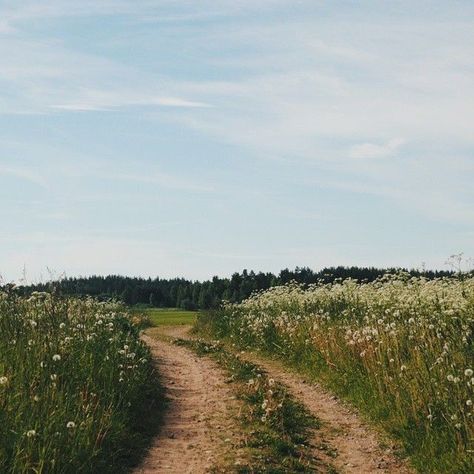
<box><xmin>18</xmin><ymin>266</ymin><xmax>456</xmax><ymax>310</ymax></box>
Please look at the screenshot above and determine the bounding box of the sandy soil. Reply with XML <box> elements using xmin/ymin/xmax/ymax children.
<box><xmin>137</xmin><ymin>325</ymin><xmax>413</xmax><ymax>473</ymax></box>
<box><xmin>133</xmin><ymin>330</ymin><xmax>241</xmax><ymax>474</ymax></box>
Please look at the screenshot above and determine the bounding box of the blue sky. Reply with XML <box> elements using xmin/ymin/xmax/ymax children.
<box><xmin>1</xmin><ymin>1</ymin><xmax>473</xmax><ymax>282</ymax></box>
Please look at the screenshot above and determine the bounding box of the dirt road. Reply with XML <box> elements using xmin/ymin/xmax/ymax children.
<box><xmin>133</xmin><ymin>331</ymin><xmax>241</xmax><ymax>474</ymax></box>
<box><xmin>136</xmin><ymin>325</ymin><xmax>412</xmax><ymax>473</ymax></box>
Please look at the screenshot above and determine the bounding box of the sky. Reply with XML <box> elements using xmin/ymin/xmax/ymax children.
<box><xmin>0</xmin><ymin>0</ymin><xmax>473</xmax><ymax>282</ymax></box>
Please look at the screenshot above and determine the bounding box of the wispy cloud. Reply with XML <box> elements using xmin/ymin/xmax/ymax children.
<box><xmin>51</xmin><ymin>95</ymin><xmax>211</xmax><ymax>112</ymax></box>
<box><xmin>349</xmin><ymin>138</ymin><xmax>405</xmax><ymax>159</ymax></box>
<box><xmin>0</xmin><ymin>165</ymin><xmax>49</xmax><ymax>188</ymax></box>
<box><xmin>113</xmin><ymin>171</ymin><xmax>214</xmax><ymax>193</ymax></box>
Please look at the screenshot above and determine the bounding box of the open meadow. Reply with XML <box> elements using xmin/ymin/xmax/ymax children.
<box><xmin>196</xmin><ymin>274</ymin><xmax>474</xmax><ymax>473</ymax></box>
<box><xmin>132</xmin><ymin>307</ymin><xmax>198</xmax><ymax>327</ymax></box>
<box><xmin>3</xmin><ymin>274</ymin><xmax>473</xmax><ymax>473</ymax></box>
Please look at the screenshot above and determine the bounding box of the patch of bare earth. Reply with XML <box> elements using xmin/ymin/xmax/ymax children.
<box><xmin>240</xmin><ymin>352</ymin><xmax>414</xmax><ymax>474</ymax></box>
<box><xmin>133</xmin><ymin>329</ymin><xmax>242</xmax><ymax>474</ymax></box>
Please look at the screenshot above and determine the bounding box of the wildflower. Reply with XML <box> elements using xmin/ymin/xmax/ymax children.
<box><xmin>466</xmin><ymin>400</ymin><xmax>473</xmax><ymax>407</ymax></box>
<box><xmin>26</xmin><ymin>430</ymin><xmax>36</xmax><ymax>438</ymax></box>
<box><xmin>465</xmin><ymin>368</ymin><xmax>473</xmax><ymax>377</ymax></box>
<box><xmin>59</xmin><ymin>323</ymin><xmax>66</xmax><ymax>329</ymax></box>
<box><xmin>0</xmin><ymin>376</ymin><xmax>8</xmax><ymax>385</ymax></box>
<box><xmin>66</xmin><ymin>421</ymin><xmax>76</xmax><ymax>429</ymax></box>
<box><xmin>447</xmin><ymin>374</ymin><xmax>454</xmax><ymax>382</ymax></box>
<box><xmin>52</xmin><ymin>354</ymin><xmax>61</xmax><ymax>362</ymax></box>
<box><xmin>50</xmin><ymin>374</ymin><xmax>57</xmax><ymax>381</ymax></box>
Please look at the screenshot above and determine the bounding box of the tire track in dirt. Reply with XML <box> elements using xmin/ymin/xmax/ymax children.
<box><xmin>133</xmin><ymin>331</ymin><xmax>241</xmax><ymax>474</ymax></box>
<box><xmin>240</xmin><ymin>352</ymin><xmax>414</xmax><ymax>474</ymax></box>
<box><xmin>163</xmin><ymin>325</ymin><xmax>413</xmax><ymax>474</ymax></box>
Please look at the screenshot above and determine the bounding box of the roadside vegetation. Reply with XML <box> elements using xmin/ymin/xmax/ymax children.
<box><xmin>175</xmin><ymin>337</ymin><xmax>328</xmax><ymax>473</ymax></box>
<box><xmin>196</xmin><ymin>274</ymin><xmax>474</xmax><ymax>473</ymax></box>
<box><xmin>0</xmin><ymin>287</ymin><xmax>161</xmax><ymax>474</ymax></box>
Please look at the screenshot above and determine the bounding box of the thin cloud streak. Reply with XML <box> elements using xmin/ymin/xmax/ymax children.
<box><xmin>0</xmin><ymin>165</ymin><xmax>49</xmax><ymax>189</ymax></box>
<box><xmin>113</xmin><ymin>172</ymin><xmax>214</xmax><ymax>193</ymax></box>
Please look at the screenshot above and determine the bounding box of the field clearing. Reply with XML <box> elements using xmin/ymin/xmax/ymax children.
<box><xmin>133</xmin><ymin>307</ymin><xmax>198</xmax><ymax>326</ymax></box>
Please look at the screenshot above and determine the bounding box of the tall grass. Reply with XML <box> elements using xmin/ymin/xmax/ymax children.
<box><xmin>0</xmin><ymin>288</ymin><xmax>156</xmax><ymax>473</ymax></box>
<box><xmin>197</xmin><ymin>274</ymin><xmax>474</xmax><ymax>473</ymax></box>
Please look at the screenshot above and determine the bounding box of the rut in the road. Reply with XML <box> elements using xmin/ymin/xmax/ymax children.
<box><xmin>239</xmin><ymin>352</ymin><xmax>413</xmax><ymax>474</ymax></box>
<box><xmin>133</xmin><ymin>333</ymin><xmax>241</xmax><ymax>474</ymax></box>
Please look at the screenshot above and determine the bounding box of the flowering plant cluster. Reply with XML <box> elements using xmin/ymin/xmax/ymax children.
<box><xmin>0</xmin><ymin>289</ymin><xmax>152</xmax><ymax>473</ymax></box>
<box><xmin>213</xmin><ymin>274</ymin><xmax>474</xmax><ymax>471</ymax></box>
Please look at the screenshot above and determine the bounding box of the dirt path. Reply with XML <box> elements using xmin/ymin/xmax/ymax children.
<box><xmin>239</xmin><ymin>352</ymin><xmax>413</xmax><ymax>474</ymax></box>
<box><xmin>133</xmin><ymin>330</ymin><xmax>241</xmax><ymax>474</ymax></box>
<box><xmin>158</xmin><ymin>325</ymin><xmax>413</xmax><ymax>474</ymax></box>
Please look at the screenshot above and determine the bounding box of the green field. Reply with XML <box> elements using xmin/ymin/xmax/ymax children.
<box><xmin>134</xmin><ymin>307</ymin><xmax>198</xmax><ymax>326</ymax></box>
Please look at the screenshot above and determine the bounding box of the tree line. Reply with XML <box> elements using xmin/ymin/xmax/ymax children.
<box><xmin>17</xmin><ymin>266</ymin><xmax>455</xmax><ymax>310</ymax></box>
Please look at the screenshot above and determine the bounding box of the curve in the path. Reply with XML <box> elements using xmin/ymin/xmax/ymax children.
<box><xmin>133</xmin><ymin>332</ymin><xmax>240</xmax><ymax>474</ymax></box>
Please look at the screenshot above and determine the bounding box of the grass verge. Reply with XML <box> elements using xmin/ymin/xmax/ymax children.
<box><xmin>0</xmin><ymin>290</ymin><xmax>164</xmax><ymax>473</ymax></box>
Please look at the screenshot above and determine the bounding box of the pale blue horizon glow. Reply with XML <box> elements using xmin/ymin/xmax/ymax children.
<box><xmin>0</xmin><ymin>1</ymin><xmax>473</xmax><ymax>282</ymax></box>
